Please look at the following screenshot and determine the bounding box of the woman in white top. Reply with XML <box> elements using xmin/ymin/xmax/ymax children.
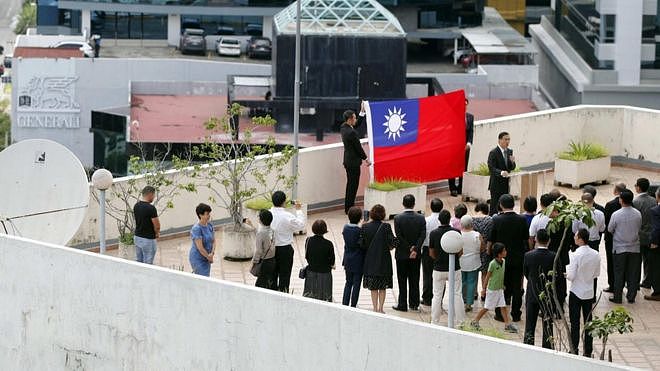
<box><xmin>459</xmin><ymin>215</ymin><xmax>482</xmax><ymax>312</ymax></box>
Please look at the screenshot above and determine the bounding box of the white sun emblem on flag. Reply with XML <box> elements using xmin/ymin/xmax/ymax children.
<box><xmin>382</xmin><ymin>106</ymin><xmax>407</xmax><ymax>141</ymax></box>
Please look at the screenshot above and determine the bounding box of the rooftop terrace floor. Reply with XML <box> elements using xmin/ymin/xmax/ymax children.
<box><xmin>111</xmin><ymin>165</ymin><xmax>660</xmax><ymax>369</ymax></box>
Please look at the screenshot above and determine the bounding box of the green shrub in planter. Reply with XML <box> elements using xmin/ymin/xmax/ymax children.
<box><xmin>557</xmin><ymin>141</ymin><xmax>608</xmax><ymax>161</ymax></box>
<box><xmin>368</xmin><ymin>178</ymin><xmax>420</xmax><ymax>192</ymax></box>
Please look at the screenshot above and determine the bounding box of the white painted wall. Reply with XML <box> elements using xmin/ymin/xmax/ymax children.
<box><xmin>0</xmin><ymin>234</ymin><xmax>630</xmax><ymax>371</ymax></box>
<box><xmin>614</xmin><ymin>0</ymin><xmax>643</xmax><ymax>85</ymax></box>
<box><xmin>167</xmin><ymin>14</ymin><xmax>181</xmax><ymax>47</ymax></box>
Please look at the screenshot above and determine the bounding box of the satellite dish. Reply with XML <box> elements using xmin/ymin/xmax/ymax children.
<box><xmin>0</xmin><ymin>139</ymin><xmax>89</xmax><ymax>246</ymax></box>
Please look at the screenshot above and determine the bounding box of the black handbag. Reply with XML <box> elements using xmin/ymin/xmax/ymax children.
<box><xmin>299</xmin><ymin>237</ymin><xmax>310</xmax><ymax>279</ymax></box>
<box><xmin>250</xmin><ymin>231</ymin><xmax>273</xmax><ymax>277</ymax></box>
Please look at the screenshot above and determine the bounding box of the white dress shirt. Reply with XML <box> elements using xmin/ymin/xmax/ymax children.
<box><xmin>269</xmin><ymin>207</ymin><xmax>306</xmax><ymax>246</ymax></box>
<box><xmin>572</xmin><ymin>208</ymin><xmax>606</xmax><ymax>241</ymax></box>
<box><xmin>529</xmin><ymin>212</ymin><xmax>550</xmax><ymax>237</ymax></box>
<box><xmin>423</xmin><ymin>212</ymin><xmax>440</xmax><ymax>247</ymax></box>
<box><xmin>566</xmin><ymin>245</ymin><xmax>601</xmax><ymax>299</ymax></box>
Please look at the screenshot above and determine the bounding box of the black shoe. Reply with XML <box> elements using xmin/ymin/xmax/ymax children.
<box><xmin>493</xmin><ymin>315</ymin><xmax>504</xmax><ymax>322</ymax></box>
<box><xmin>392</xmin><ymin>305</ymin><xmax>407</xmax><ymax>312</ymax></box>
<box><xmin>421</xmin><ymin>301</ymin><xmax>432</xmax><ymax>306</ymax></box>
<box><xmin>603</xmin><ymin>287</ymin><xmax>613</xmax><ymax>293</ymax></box>
<box><xmin>644</xmin><ymin>294</ymin><xmax>660</xmax><ymax>301</ymax></box>
<box><xmin>450</xmin><ymin>190</ymin><xmax>458</xmax><ymax>197</ymax></box>
<box><xmin>640</xmin><ymin>283</ymin><xmax>651</xmax><ymax>289</ymax></box>
<box><xmin>410</xmin><ymin>306</ymin><xmax>420</xmax><ymax>312</ymax></box>
<box><xmin>512</xmin><ymin>316</ymin><xmax>521</xmax><ymax>323</ymax></box>
<box><xmin>608</xmin><ymin>297</ymin><xmax>622</xmax><ymax>304</ymax></box>
<box><xmin>627</xmin><ymin>298</ymin><xmax>635</xmax><ymax>304</ymax></box>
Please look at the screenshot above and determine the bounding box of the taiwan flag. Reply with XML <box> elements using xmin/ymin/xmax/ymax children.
<box><xmin>365</xmin><ymin>90</ymin><xmax>466</xmax><ymax>183</ymax></box>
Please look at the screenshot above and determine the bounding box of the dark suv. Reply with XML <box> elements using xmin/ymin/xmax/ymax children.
<box><xmin>246</xmin><ymin>37</ymin><xmax>271</xmax><ymax>59</ymax></box>
<box><xmin>179</xmin><ymin>28</ymin><xmax>206</xmax><ymax>55</ymax></box>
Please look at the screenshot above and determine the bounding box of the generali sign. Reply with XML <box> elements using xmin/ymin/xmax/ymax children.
<box><xmin>16</xmin><ymin>76</ymin><xmax>81</xmax><ymax>129</ymax></box>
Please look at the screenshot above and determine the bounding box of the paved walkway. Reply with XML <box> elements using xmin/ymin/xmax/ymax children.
<box><xmin>112</xmin><ymin>165</ymin><xmax>660</xmax><ymax>370</ymax></box>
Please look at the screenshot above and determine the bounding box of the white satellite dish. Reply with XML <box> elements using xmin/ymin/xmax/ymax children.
<box><xmin>0</xmin><ymin>139</ymin><xmax>89</xmax><ymax>246</ymax></box>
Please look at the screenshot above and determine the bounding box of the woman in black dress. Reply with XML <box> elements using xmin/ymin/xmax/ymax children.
<box><xmin>361</xmin><ymin>204</ymin><xmax>396</xmax><ymax>313</ymax></box>
<box><xmin>303</xmin><ymin>220</ymin><xmax>335</xmax><ymax>301</ymax></box>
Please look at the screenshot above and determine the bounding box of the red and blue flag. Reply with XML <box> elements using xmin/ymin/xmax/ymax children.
<box><xmin>365</xmin><ymin>90</ymin><xmax>466</xmax><ymax>183</ymax></box>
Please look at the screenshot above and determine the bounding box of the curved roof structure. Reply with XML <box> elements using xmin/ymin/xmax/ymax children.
<box><xmin>274</xmin><ymin>0</ymin><xmax>405</xmax><ymax>37</ymax></box>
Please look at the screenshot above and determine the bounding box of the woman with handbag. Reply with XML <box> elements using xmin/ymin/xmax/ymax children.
<box><xmin>252</xmin><ymin>210</ymin><xmax>277</xmax><ymax>290</ymax></box>
<box><xmin>303</xmin><ymin>219</ymin><xmax>335</xmax><ymax>302</ymax></box>
<box><xmin>189</xmin><ymin>203</ymin><xmax>216</xmax><ymax>276</ymax></box>
<box><xmin>361</xmin><ymin>204</ymin><xmax>396</xmax><ymax>313</ymax></box>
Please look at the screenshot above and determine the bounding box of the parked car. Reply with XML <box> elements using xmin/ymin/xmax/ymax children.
<box><xmin>180</xmin><ymin>28</ymin><xmax>207</xmax><ymax>55</ymax></box>
<box><xmin>245</xmin><ymin>24</ymin><xmax>263</xmax><ymax>36</ymax></box>
<box><xmin>216</xmin><ymin>25</ymin><xmax>236</xmax><ymax>35</ymax></box>
<box><xmin>217</xmin><ymin>37</ymin><xmax>241</xmax><ymax>57</ymax></box>
<box><xmin>3</xmin><ymin>55</ymin><xmax>11</xmax><ymax>69</ymax></box>
<box><xmin>247</xmin><ymin>37</ymin><xmax>271</xmax><ymax>59</ymax></box>
<box><xmin>51</xmin><ymin>41</ymin><xmax>95</xmax><ymax>58</ymax></box>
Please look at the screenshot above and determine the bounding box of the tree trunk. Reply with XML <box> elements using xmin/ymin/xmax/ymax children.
<box><xmin>551</xmin><ymin>225</ymin><xmax>574</xmax><ymax>353</ymax></box>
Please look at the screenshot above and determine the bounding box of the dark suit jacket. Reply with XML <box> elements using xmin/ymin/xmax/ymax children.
<box><xmin>341</xmin><ymin>123</ymin><xmax>367</xmax><ymax>168</ymax></box>
<box><xmin>523</xmin><ymin>248</ymin><xmax>556</xmax><ymax>304</ymax></box>
<box><xmin>393</xmin><ymin>210</ymin><xmax>426</xmax><ymax>260</ymax></box>
<box><xmin>488</xmin><ymin>211</ymin><xmax>529</xmax><ymax>267</ymax></box>
<box><xmin>465</xmin><ymin>112</ymin><xmax>474</xmax><ymax>144</ymax></box>
<box><xmin>487</xmin><ymin>146</ymin><xmax>516</xmax><ymax>193</ymax></box>
<box><xmin>651</xmin><ymin>204</ymin><xmax>660</xmax><ymax>246</ymax></box>
<box><xmin>604</xmin><ymin>196</ymin><xmax>622</xmax><ymax>244</ymax></box>
<box><xmin>361</xmin><ymin>221</ymin><xmax>394</xmax><ymax>277</ymax></box>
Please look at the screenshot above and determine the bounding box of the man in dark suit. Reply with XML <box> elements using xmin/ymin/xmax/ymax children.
<box><xmin>448</xmin><ymin>98</ymin><xmax>474</xmax><ymax>197</ymax></box>
<box><xmin>488</xmin><ymin>194</ymin><xmax>529</xmax><ymax>322</ymax></box>
<box><xmin>603</xmin><ymin>182</ymin><xmax>626</xmax><ymax>292</ymax></box>
<box><xmin>340</xmin><ymin>107</ymin><xmax>370</xmax><ymax>214</ymax></box>
<box><xmin>523</xmin><ymin>229</ymin><xmax>556</xmax><ymax>349</ymax></box>
<box><xmin>487</xmin><ymin>132</ymin><xmax>516</xmax><ymax>216</ymax></box>
<box><xmin>393</xmin><ymin>194</ymin><xmax>426</xmax><ymax>312</ymax></box>
<box><xmin>644</xmin><ymin>188</ymin><xmax>660</xmax><ymax>301</ymax></box>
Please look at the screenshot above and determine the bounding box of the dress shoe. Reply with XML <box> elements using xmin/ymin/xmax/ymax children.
<box><xmin>512</xmin><ymin>316</ymin><xmax>521</xmax><ymax>323</ymax></box>
<box><xmin>608</xmin><ymin>297</ymin><xmax>622</xmax><ymax>304</ymax></box>
<box><xmin>603</xmin><ymin>287</ymin><xmax>613</xmax><ymax>293</ymax></box>
<box><xmin>627</xmin><ymin>298</ymin><xmax>635</xmax><ymax>304</ymax></box>
<box><xmin>421</xmin><ymin>301</ymin><xmax>432</xmax><ymax>307</ymax></box>
<box><xmin>644</xmin><ymin>294</ymin><xmax>660</xmax><ymax>301</ymax></box>
<box><xmin>640</xmin><ymin>283</ymin><xmax>651</xmax><ymax>289</ymax></box>
<box><xmin>410</xmin><ymin>306</ymin><xmax>420</xmax><ymax>312</ymax></box>
<box><xmin>450</xmin><ymin>190</ymin><xmax>458</xmax><ymax>197</ymax></box>
<box><xmin>392</xmin><ymin>305</ymin><xmax>407</xmax><ymax>312</ymax></box>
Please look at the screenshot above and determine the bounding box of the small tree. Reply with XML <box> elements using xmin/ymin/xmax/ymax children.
<box><xmin>585</xmin><ymin>307</ymin><xmax>634</xmax><ymax>361</ymax></box>
<box><xmin>14</xmin><ymin>1</ymin><xmax>36</xmax><ymax>35</ymax></box>
<box><xmin>192</xmin><ymin>103</ymin><xmax>297</xmax><ymax>231</ymax></box>
<box><xmin>540</xmin><ymin>198</ymin><xmax>595</xmax><ymax>353</ymax></box>
<box><xmin>97</xmin><ymin>144</ymin><xmax>195</xmax><ymax>244</ymax></box>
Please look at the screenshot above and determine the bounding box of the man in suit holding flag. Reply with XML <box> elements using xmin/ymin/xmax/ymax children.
<box><xmin>341</xmin><ymin>104</ymin><xmax>371</xmax><ymax>214</ymax></box>
<box><xmin>487</xmin><ymin>132</ymin><xmax>516</xmax><ymax>216</ymax></box>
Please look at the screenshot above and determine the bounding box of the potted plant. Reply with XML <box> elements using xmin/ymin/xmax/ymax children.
<box><xmin>585</xmin><ymin>307</ymin><xmax>634</xmax><ymax>362</ymax></box>
<box><xmin>461</xmin><ymin>163</ymin><xmax>522</xmax><ymax>203</ymax></box>
<box><xmin>192</xmin><ymin>103</ymin><xmax>297</xmax><ymax>260</ymax></box>
<box><xmin>243</xmin><ymin>197</ymin><xmax>307</xmax><ymax>235</ymax></box>
<box><xmin>100</xmin><ymin>146</ymin><xmax>194</xmax><ymax>259</ymax></box>
<box><xmin>363</xmin><ymin>178</ymin><xmax>426</xmax><ymax>218</ymax></box>
<box><xmin>554</xmin><ymin>141</ymin><xmax>610</xmax><ymax>189</ymax></box>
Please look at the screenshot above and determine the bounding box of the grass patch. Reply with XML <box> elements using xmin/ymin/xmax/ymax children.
<box><xmin>459</xmin><ymin>323</ymin><xmax>506</xmax><ymax>339</ymax></box>
<box><xmin>470</xmin><ymin>163</ymin><xmax>521</xmax><ymax>176</ymax></box>
<box><xmin>557</xmin><ymin>141</ymin><xmax>608</xmax><ymax>161</ymax></box>
<box><xmin>368</xmin><ymin>178</ymin><xmax>420</xmax><ymax>191</ymax></box>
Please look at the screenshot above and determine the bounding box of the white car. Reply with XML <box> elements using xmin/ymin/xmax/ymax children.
<box><xmin>51</xmin><ymin>41</ymin><xmax>95</xmax><ymax>58</ymax></box>
<box><xmin>217</xmin><ymin>38</ymin><xmax>241</xmax><ymax>57</ymax></box>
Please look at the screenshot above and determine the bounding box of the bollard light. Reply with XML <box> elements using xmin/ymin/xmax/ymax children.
<box><xmin>91</xmin><ymin>169</ymin><xmax>113</xmax><ymax>254</ymax></box>
<box><xmin>441</xmin><ymin>230</ymin><xmax>463</xmax><ymax>328</ymax></box>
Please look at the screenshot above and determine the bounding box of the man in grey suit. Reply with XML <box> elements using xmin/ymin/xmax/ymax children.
<box><xmin>633</xmin><ymin>178</ymin><xmax>656</xmax><ymax>288</ymax></box>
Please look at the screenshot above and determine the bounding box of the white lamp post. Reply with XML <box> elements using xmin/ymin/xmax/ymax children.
<box><xmin>91</xmin><ymin>169</ymin><xmax>113</xmax><ymax>254</ymax></box>
<box><xmin>441</xmin><ymin>230</ymin><xmax>464</xmax><ymax>328</ymax></box>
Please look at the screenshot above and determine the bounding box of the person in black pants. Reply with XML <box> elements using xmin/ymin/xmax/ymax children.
<box><xmin>340</xmin><ymin>106</ymin><xmax>370</xmax><ymax>214</ymax></box>
<box><xmin>523</xmin><ymin>229</ymin><xmax>556</xmax><ymax>349</ymax></box>
<box><xmin>421</xmin><ymin>198</ymin><xmax>443</xmax><ymax>306</ymax></box>
<box><xmin>270</xmin><ymin>191</ymin><xmax>306</xmax><ymax>293</ymax></box>
<box><xmin>448</xmin><ymin>98</ymin><xmax>474</xmax><ymax>197</ymax></box>
<box><xmin>488</xmin><ymin>194</ymin><xmax>529</xmax><ymax>321</ymax></box>
<box><xmin>644</xmin><ymin>189</ymin><xmax>660</xmax><ymax>301</ymax></box>
<box><xmin>392</xmin><ymin>194</ymin><xmax>426</xmax><ymax>312</ymax></box>
<box><xmin>487</xmin><ymin>132</ymin><xmax>516</xmax><ymax>216</ymax></box>
<box><xmin>603</xmin><ymin>183</ymin><xmax>626</xmax><ymax>292</ymax></box>
<box><xmin>341</xmin><ymin>207</ymin><xmax>366</xmax><ymax>307</ymax></box>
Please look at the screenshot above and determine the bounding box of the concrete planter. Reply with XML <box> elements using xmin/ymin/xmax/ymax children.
<box><xmin>462</xmin><ymin>172</ymin><xmax>521</xmax><ymax>203</ymax></box>
<box><xmin>118</xmin><ymin>242</ymin><xmax>136</xmax><ymax>260</ymax></box>
<box><xmin>243</xmin><ymin>203</ymin><xmax>308</xmax><ymax>235</ymax></box>
<box><xmin>363</xmin><ymin>185</ymin><xmax>427</xmax><ymax>218</ymax></box>
<box><xmin>221</xmin><ymin>226</ymin><xmax>256</xmax><ymax>261</ymax></box>
<box><xmin>554</xmin><ymin>157</ymin><xmax>611</xmax><ymax>189</ymax></box>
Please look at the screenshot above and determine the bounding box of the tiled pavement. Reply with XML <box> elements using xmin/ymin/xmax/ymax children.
<box><xmin>111</xmin><ymin>166</ymin><xmax>660</xmax><ymax>370</ymax></box>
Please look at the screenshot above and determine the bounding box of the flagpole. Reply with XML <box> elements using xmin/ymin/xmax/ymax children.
<box><xmin>292</xmin><ymin>0</ymin><xmax>302</xmax><ymax>200</ymax></box>
<box><xmin>364</xmin><ymin>100</ymin><xmax>374</xmax><ymax>183</ymax></box>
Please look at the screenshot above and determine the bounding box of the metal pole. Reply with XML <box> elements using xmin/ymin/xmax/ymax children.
<box><xmin>448</xmin><ymin>254</ymin><xmax>455</xmax><ymax>328</ymax></box>
<box><xmin>291</xmin><ymin>0</ymin><xmax>302</xmax><ymax>200</ymax></box>
<box><xmin>99</xmin><ymin>189</ymin><xmax>106</xmax><ymax>254</ymax></box>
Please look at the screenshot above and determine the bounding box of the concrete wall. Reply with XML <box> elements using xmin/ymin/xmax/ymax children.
<box><xmin>11</xmin><ymin>58</ymin><xmax>271</xmax><ymax>167</ymax></box>
<box><xmin>0</xmin><ymin>234</ymin><xmax>630</xmax><ymax>371</ymax></box>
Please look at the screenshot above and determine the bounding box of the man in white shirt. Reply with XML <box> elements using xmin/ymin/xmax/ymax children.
<box><xmin>528</xmin><ymin>193</ymin><xmax>552</xmax><ymax>249</ymax></box>
<box><xmin>421</xmin><ymin>198</ymin><xmax>443</xmax><ymax>306</ymax></box>
<box><xmin>270</xmin><ymin>191</ymin><xmax>306</xmax><ymax>293</ymax></box>
<box><xmin>566</xmin><ymin>228</ymin><xmax>601</xmax><ymax>358</ymax></box>
<box><xmin>572</xmin><ymin>193</ymin><xmax>606</xmax><ymax>251</ymax></box>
